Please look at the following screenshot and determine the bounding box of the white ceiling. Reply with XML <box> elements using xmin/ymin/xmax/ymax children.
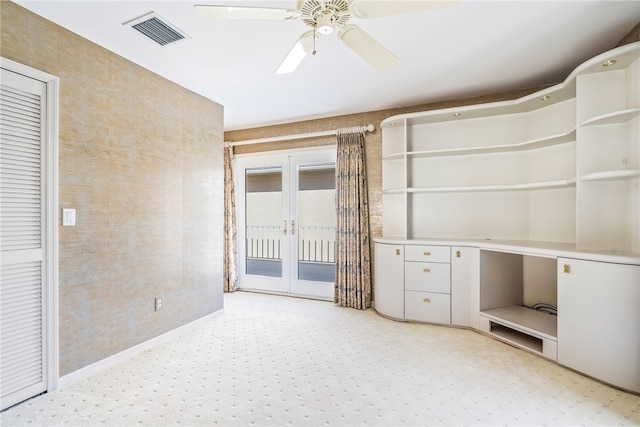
<box><xmin>13</xmin><ymin>1</ymin><xmax>640</xmax><ymax>130</ymax></box>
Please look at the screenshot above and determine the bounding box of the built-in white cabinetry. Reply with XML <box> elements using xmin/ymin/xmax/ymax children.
<box><xmin>382</xmin><ymin>94</ymin><xmax>577</xmax><ymax>243</ymax></box>
<box><xmin>375</xmin><ymin>237</ymin><xmax>640</xmax><ymax>393</ymax></box>
<box><xmin>451</xmin><ymin>246</ymin><xmax>478</xmax><ymax>328</ymax></box>
<box><xmin>405</xmin><ymin>245</ymin><xmax>451</xmax><ymax>324</ymax></box>
<box><xmin>374</xmin><ymin>242</ymin><xmax>473</xmax><ymax>328</ymax></box>
<box><xmin>381</xmin><ymin>42</ymin><xmax>639</xmax><ymax>251</ymax></box>
<box><xmin>374</xmin><ymin>43</ymin><xmax>640</xmax><ymax>395</ymax></box>
<box><xmin>557</xmin><ymin>258</ymin><xmax>639</xmax><ymax>393</ymax></box>
<box><xmin>576</xmin><ymin>53</ymin><xmax>640</xmax><ymax>254</ymax></box>
<box><xmin>373</xmin><ymin>243</ymin><xmax>404</xmax><ymax>320</ymax></box>
<box><xmin>478</xmin><ymin>250</ymin><xmax>558</xmax><ymax>361</ymax></box>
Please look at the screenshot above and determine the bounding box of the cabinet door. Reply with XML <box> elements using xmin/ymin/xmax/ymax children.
<box><xmin>558</xmin><ymin>258</ymin><xmax>640</xmax><ymax>393</ymax></box>
<box><xmin>451</xmin><ymin>247</ymin><xmax>479</xmax><ymax>327</ymax></box>
<box><xmin>374</xmin><ymin>243</ymin><xmax>405</xmax><ymax>319</ymax></box>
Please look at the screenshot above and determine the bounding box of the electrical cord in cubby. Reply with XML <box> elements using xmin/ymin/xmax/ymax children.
<box><xmin>530</xmin><ymin>303</ymin><xmax>557</xmax><ymax>316</ymax></box>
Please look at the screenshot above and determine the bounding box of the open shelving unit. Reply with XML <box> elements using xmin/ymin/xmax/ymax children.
<box><xmin>575</xmin><ymin>48</ymin><xmax>640</xmax><ymax>254</ymax></box>
<box><xmin>478</xmin><ymin>249</ymin><xmax>558</xmax><ymax>360</ymax></box>
<box><xmin>381</xmin><ymin>42</ymin><xmax>639</xmax><ymax>252</ymax></box>
<box><xmin>379</xmin><ymin>42</ymin><xmax>640</xmax><ymax>368</ymax></box>
<box><xmin>381</xmin><ymin>86</ymin><xmax>579</xmax><ymax>242</ymax></box>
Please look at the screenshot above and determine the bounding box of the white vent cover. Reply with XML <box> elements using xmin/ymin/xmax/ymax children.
<box><xmin>123</xmin><ymin>12</ymin><xmax>189</xmax><ymax>47</ymax></box>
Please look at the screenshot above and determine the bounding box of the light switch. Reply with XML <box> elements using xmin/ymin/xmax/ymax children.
<box><xmin>62</xmin><ymin>208</ymin><xmax>76</xmax><ymax>226</ymax></box>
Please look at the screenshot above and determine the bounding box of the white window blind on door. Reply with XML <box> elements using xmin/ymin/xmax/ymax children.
<box><xmin>0</xmin><ymin>68</ymin><xmax>47</xmax><ymax>411</ymax></box>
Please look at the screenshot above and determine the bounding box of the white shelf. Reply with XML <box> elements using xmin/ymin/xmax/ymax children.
<box><xmin>407</xmin><ymin>179</ymin><xmax>576</xmax><ymax>194</ymax></box>
<box><xmin>580</xmin><ymin>169</ymin><xmax>640</xmax><ymax>182</ymax></box>
<box><xmin>580</xmin><ymin>108</ymin><xmax>640</xmax><ymax>127</ymax></box>
<box><xmin>382</xmin><ymin>188</ymin><xmax>406</xmax><ymax>195</ymax></box>
<box><xmin>481</xmin><ymin>305</ymin><xmax>557</xmax><ymax>341</ymax></box>
<box><xmin>383</xmin><ymin>152</ymin><xmax>405</xmax><ymax>161</ymax></box>
<box><xmin>486</xmin><ymin>323</ymin><xmax>545</xmax><ymax>354</ymax></box>
<box><xmin>406</xmin><ymin>129</ymin><xmax>576</xmax><ymax>158</ymax></box>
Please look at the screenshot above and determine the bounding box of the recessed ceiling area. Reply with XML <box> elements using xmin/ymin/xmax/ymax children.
<box><xmin>12</xmin><ymin>0</ymin><xmax>640</xmax><ymax>130</ymax></box>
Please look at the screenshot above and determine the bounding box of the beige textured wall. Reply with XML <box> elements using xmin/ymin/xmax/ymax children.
<box><xmin>1</xmin><ymin>2</ymin><xmax>224</xmax><ymax>375</ymax></box>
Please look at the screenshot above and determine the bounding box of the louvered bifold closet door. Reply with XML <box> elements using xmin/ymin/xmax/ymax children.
<box><xmin>0</xmin><ymin>68</ymin><xmax>47</xmax><ymax>411</ymax></box>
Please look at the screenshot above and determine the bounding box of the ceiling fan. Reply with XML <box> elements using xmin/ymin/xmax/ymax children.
<box><xmin>195</xmin><ymin>0</ymin><xmax>458</xmax><ymax>74</ymax></box>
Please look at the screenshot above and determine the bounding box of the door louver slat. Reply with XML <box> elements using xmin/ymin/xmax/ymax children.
<box><xmin>0</xmin><ymin>260</ymin><xmax>43</xmax><ymax>397</ymax></box>
<box><xmin>0</xmin><ymin>70</ymin><xmax>47</xmax><ymax>410</ymax></box>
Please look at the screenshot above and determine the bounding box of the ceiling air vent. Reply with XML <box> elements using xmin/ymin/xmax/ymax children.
<box><xmin>123</xmin><ymin>12</ymin><xmax>189</xmax><ymax>47</ymax></box>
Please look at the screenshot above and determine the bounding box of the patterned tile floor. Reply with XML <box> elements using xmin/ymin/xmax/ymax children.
<box><xmin>2</xmin><ymin>291</ymin><xmax>640</xmax><ymax>426</ymax></box>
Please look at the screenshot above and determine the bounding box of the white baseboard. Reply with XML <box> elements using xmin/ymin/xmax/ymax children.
<box><xmin>58</xmin><ymin>309</ymin><xmax>224</xmax><ymax>388</ymax></box>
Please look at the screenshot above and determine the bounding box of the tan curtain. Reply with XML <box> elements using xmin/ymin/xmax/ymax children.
<box><xmin>223</xmin><ymin>144</ymin><xmax>239</xmax><ymax>292</ymax></box>
<box><xmin>334</xmin><ymin>129</ymin><xmax>372</xmax><ymax>309</ymax></box>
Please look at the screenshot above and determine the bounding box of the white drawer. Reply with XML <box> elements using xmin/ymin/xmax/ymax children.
<box><xmin>405</xmin><ymin>262</ymin><xmax>450</xmax><ymax>293</ymax></box>
<box><xmin>405</xmin><ymin>291</ymin><xmax>451</xmax><ymax>324</ymax></box>
<box><xmin>404</xmin><ymin>245</ymin><xmax>450</xmax><ymax>263</ymax></box>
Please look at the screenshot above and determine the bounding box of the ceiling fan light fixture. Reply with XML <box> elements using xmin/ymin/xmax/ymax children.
<box><xmin>316</xmin><ymin>11</ymin><xmax>335</xmax><ymax>34</ymax></box>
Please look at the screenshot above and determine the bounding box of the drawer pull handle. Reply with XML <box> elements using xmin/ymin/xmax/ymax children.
<box><xmin>456</xmin><ymin>250</ymin><xmax>461</xmax><ymax>258</ymax></box>
<box><xmin>395</xmin><ymin>249</ymin><xmax>400</xmax><ymax>255</ymax></box>
<box><xmin>423</xmin><ymin>298</ymin><xmax>431</xmax><ymax>303</ymax></box>
<box><xmin>423</xmin><ymin>268</ymin><xmax>431</xmax><ymax>273</ymax></box>
<box><xmin>563</xmin><ymin>264</ymin><xmax>570</xmax><ymax>274</ymax></box>
<box><xmin>423</xmin><ymin>251</ymin><xmax>431</xmax><ymax>256</ymax></box>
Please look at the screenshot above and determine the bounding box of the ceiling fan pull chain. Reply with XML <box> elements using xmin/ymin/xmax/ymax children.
<box><xmin>312</xmin><ymin>26</ymin><xmax>317</xmax><ymax>55</ymax></box>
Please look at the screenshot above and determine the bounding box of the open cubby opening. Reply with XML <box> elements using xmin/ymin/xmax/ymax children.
<box><xmin>489</xmin><ymin>322</ymin><xmax>544</xmax><ymax>353</ymax></box>
<box><xmin>479</xmin><ymin>249</ymin><xmax>558</xmax><ymax>345</ymax></box>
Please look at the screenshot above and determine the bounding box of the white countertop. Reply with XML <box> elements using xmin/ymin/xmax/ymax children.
<box><xmin>373</xmin><ymin>237</ymin><xmax>640</xmax><ymax>265</ymax></box>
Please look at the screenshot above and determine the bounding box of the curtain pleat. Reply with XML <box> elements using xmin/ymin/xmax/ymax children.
<box><xmin>334</xmin><ymin>130</ymin><xmax>372</xmax><ymax>309</ymax></box>
<box><xmin>223</xmin><ymin>145</ymin><xmax>239</xmax><ymax>292</ymax></box>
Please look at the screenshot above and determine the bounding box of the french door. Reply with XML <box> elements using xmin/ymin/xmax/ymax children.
<box><xmin>236</xmin><ymin>149</ymin><xmax>336</xmax><ymax>300</ymax></box>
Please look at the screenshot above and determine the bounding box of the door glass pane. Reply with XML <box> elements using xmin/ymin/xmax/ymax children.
<box><xmin>245</xmin><ymin>167</ymin><xmax>282</xmax><ymax>278</ymax></box>
<box><xmin>297</xmin><ymin>165</ymin><xmax>336</xmax><ymax>282</ymax></box>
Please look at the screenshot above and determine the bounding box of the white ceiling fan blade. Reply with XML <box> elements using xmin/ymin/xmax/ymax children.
<box><xmin>275</xmin><ymin>30</ymin><xmax>317</xmax><ymax>74</ymax></box>
<box><xmin>338</xmin><ymin>24</ymin><xmax>398</xmax><ymax>72</ymax></box>
<box><xmin>349</xmin><ymin>0</ymin><xmax>459</xmax><ymax>19</ymax></box>
<box><xmin>194</xmin><ymin>5</ymin><xmax>300</xmax><ymax>20</ymax></box>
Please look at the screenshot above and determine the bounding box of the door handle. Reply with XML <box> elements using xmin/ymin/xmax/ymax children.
<box><xmin>283</xmin><ymin>220</ymin><xmax>287</xmax><ymax>235</ymax></box>
<box><xmin>291</xmin><ymin>219</ymin><xmax>296</xmax><ymax>235</ymax></box>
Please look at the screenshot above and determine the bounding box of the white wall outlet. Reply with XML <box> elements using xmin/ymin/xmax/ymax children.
<box><xmin>154</xmin><ymin>297</ymin><xmax>163</xmax><ymax>311</ymax></box>
<box><xmin>62</xmin><ymin>208</ymin><xmax>76</xmax><ymax>226</ymax></box>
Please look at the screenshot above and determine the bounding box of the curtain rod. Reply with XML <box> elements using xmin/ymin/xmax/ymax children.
<box><xmin>228</xmin><ymin>124</ymin><xmax>375</xmax><ymax>147</ymax></box>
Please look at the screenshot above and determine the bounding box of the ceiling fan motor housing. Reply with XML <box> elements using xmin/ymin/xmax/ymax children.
<box><xmin>298</xmin><ymin>0</ymin><xmax>351</xmax><ymax>34</ymax></box>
